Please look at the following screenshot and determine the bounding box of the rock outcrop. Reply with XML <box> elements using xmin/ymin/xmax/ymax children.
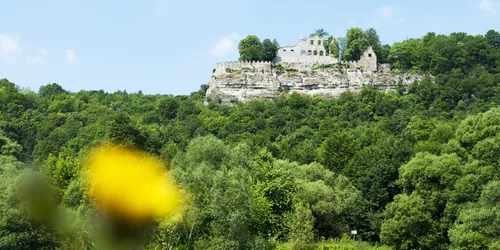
<box><xmin>206</xmin><ymin>62</ymin><xmax>424</xmax><ymax>104</ymax></box>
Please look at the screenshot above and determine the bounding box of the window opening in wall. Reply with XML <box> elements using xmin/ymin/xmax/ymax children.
<box><xmin>320</xmin><ymin>51</ymin><xmax>324</xmax><ymax>56</ymax></box>
<box><xmin>290</xmin><ymin>49</ymin><xmax>295</xmax><ymax>56</ymax></box>
<box><xmin>318</xmin><ymin>40</ymin><xmax>322</xmax><ymax>45</ymax></box>
<box><xmin>282</xmin><ymin>49</ymin><xmax>287</xmax><ymax>57</ymax></box>
<box><xmin>307</xmin><ymin>50</ymin><xmax>312</xmax><ymax>56</ymax></box>
<box><xmin>313</xmin><ymin>50</ymin><xmax>318</xmax><ymax>56</ymax></box>
<box><xmin>368</xmin><ymin>53</ymin><xmax>372</xmax><ymax>57</ymax></box>
<box><xmin>310</xmin><ymin>40</ymin><xmax>314</xmax><ymax>45</ymax></box>
<box><xmin>301</xmin><ymin>50</ymin><xmax>306</xmax><ymax>56</ymax></box>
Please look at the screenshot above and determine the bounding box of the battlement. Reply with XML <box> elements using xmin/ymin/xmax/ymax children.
<box><xmin>278</xmin><ymin>62</ymin><xmax>327</xmax><ymax>71</ymax></box>
<box><xmin>214</xmin><ymin>61</ymin><xmax>273</xmax><ymax>75</ymax></box>
<box><xmin>215</xmin><ymin>61</ymin><xmax>272</xmax><ymax>66</ymax></box>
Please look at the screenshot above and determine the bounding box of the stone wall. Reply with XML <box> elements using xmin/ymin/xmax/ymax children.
<box><xmin>214</xmin><ymin>61</ymin><xmax>272</xmax><ymax>76</ymax></box>
<box><xmin>276</xmin><ymin>42</ymin><xmax>377</xmax><ymax>73</ymax></box>
<box><xmin>378</xmin><ymin>63</ymin><xmax>391</xmax><ymax>73</ymax></box>
<box><xmin>345</xmin><ymin>46</ymin><xmax>378</xmax><ymax>72</ymax></box>
<box><xmin>274</xmin><ymin>36</ymin><xmax>339</xmax><ymax>64</ymax></box>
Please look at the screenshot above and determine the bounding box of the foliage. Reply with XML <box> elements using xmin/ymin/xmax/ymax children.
<box><xmin>238</xmin><ymin>35</ymin><xmax>264</xmax><ymax>62</ymax></box>
<box><xmin>449</xmin><ymin>181</ymin><xmax>500</xmax><ymax>249</ymax></box>
<box><xmin>364</xmin><ymin>28</ymin><xmax>385</xmax><ymax>63</ymax></box>
<box><xmin>312</xmin><ymin>63</ymin><xmax>344</xmax><ymax>71</ymax></box>
<box><xmin>277</xmin><ymin>236</ymin><xmax>391</xmax><ymax>250</ymax></box>
<box><xmin>0</xmin><ymin>157</ymin><xmax>59</xmax><ymax>250</ymax></box>
<box><xmin>380</xmin><ymin>193</ymin><xmax>434</xmax><ymax>249</ymax></box>
<box><xmin>238</xmin><ymin>35</ymin><xmax>279</xmax><ymax>62</ymax></box>
<box><xmin>329</xmin><ymin>38</ymin><xmax>340</xmax><ymax>59</ymax></box>
<box><xmin>262</xmin><ymin>39</ymin><xmax>280</xmax><ymax>62</ymax></box>
<box><xmin>1</xmin><ymin>28</ymin><xmax>500</xmax><ymax>250</ymax></box>
<box><xmin>317</xmin><ymin>131</ymin><xmax>358</xmax><ymax>173</ymax></box>
<box><xmin>343</xmin><ymin>28</ymin><xmax>369</xmax><ymax>61</ymax></box>
<box><xmin>485</xmin><ymin>29</ymin><xmax>500</xmax><ymax>48</ymax></box>
<box><xmin>338</xmin><ymin>37</ymin><xmax>347</xmax><ymax>60</ymax></box>
<box><xmin>273</xmin><ymin>65</ymin><xmax>298</xmax><ymax>72</ymax></box>
<box><xmin>388</xmin><ymin>31</ymin><xmax>500</xmax><ymax>74</ymax></box>
<box><xmin>310</xmin><ymin>28</ymin><xmax>330</xmax><ymax>38</ymax></box>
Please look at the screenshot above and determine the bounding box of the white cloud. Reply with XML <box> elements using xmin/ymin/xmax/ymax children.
<box><xmin>26</xmin><ymin>48</ymin><xmax>49</xmax><ymax>64</ymax></box>
<box><xmin>479</xmin><ymin>0</ymin><xmax>496</xmax><ymax>13</ymax></box>
<box><xmin>0</xmin><ymin>34</ymin><xmax>21</xmax><ymax>64</ymax></box>
<box><xmin>0</xmin><ymin>34</ymin><xmax>22</xmax><ymax>64</ymax></box>
<box><xmin>372</xmin><ymin>5</ymin><xmax>405</xmax><ymax>25</ymax></box>
<box><xmin>377</xmin><ymin>6</ymin><xmax>393</xmax><ymax>18</ymax></box>
<box><xmin>66</xmin><ymin>49</ymin><xmax>77</xmax><ymax>64</ymax></box>
<box><xmin>209</xmin><ymin>32</ymin><xmax>241</xmax><ymax>57</ymax></box>
<box><xmin>0</xmin><ymin>34</ymin><xmax>21</xmax><ymax>54</ymax></box>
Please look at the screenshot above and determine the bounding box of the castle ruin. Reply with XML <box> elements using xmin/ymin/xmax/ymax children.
<box><xmin>273</xmin><ymin>35</ymin><xmax>378</xmax><ymax>72</ymax></box>
<box><xmin>274</xmin><ymin>36</ymin><xmax>337</xmax><ymax>64</ymax></box>
<box><xmin>206</xmin><ymin>35</ymin><xmax>418</xmax><ymax>104</ymax></box>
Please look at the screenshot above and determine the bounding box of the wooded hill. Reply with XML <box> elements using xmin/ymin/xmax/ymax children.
<box><xmin>1</xmin><ymin>29</ymin><xmax>500</xmax><ymax>249</ymax></box>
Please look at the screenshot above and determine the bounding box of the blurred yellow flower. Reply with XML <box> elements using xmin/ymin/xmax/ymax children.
<box><xmin>85</xmin><ymin>144</ymin><xmax>182</xmax><ymax>222</ymax></box>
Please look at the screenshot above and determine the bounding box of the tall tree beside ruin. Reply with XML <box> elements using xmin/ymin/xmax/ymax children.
<box><xmin>343</xmin><ymin>28</ymin><xmax>369</xmax><ymax>61</ymax></box>
<box><xmin>310</xmin><ymin>28</ymin><xmax>330</xmax><ymax>37</ymax></box>
<box><xmin>324</xmin><ymin>37</ymin><xmax>340</xmax><ymax>59</ymax></box>
<box><xmin>379</xmin><ymin>44</ymin><xmax>391</xmax><ymax>63</ymax></box>
<box><xmin>238</xmin><ymin>35</ymin><xmax>264</xmax><ymax>61</ymax></box>
<box><xmin>365</xmin><ymin>28</ymin><xmax>381</xmax><ymax>48</ymax></box>
<box><xmin>338</xmin><ymin>37</ymin><xmax>347</xmax><ymax>60</ymax></box>
<box><xmin>261</xmin><ymin>39</ymin><xmax>279</xmax><ymax>62</ymax></box>
<box><xmin>388</xmin><ymin>38</ymin><xmax>422</xmax><ymax>70</ymax></box>
<box><xmin>365</xmin><ymin>28</ymin><xmax>387</xmax><ymax>63</ymax></box>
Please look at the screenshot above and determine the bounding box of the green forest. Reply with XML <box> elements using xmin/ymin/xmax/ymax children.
<box><xmin>2</xmin><ymin>28</ymin><xmax>500</xmax><ymax>250</ymax></box>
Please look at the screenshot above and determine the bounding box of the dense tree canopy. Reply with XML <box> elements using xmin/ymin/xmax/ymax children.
<box><xmin>2</xmin><ymin>29</ymin><xmax>500</xmax><ymax>249</ymax></box>
<box><xmin>262</xmin><ymin>39</ymin><xmax>280</xmax><ymax>62</ymax></box>
<box><xmin>309</xmin><ymin>27</ymin><xmax>389</xmax><ymax>63</ymax></box>
<box><xmin>238</xmin><ymin>35</ymin><xmax>279</xmax><ymax>62</ymax></box>
<box><xmin>343</xmin><ymin>28</ymin><xmax>369</xmax><ymax>61</ymax></box>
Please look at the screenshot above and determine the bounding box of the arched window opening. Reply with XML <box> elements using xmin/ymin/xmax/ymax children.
<box><xmin>318</xmin><ymin>40</ymin><xmax>322</xmax><ymax>45</ymax></box>
<box><xmin>368</xmin><ymin>53</ymin><xmax>372</xmax><ymax>57</ymax></box>
<box><xmin>301</xmin><ymin>50</ymin><xmax>306</xmax><ymax>56</ymax></box>
<box><xmin>282</xmin><ymin>49</ymin><xmax>287</xmax><ymax>57</ymax></box>
<box><xmin>313</xmin><ymin>50</ymin><xmax>318</xmax><ymax>56</ymax></box>
<box><xmin>307</xmin><ymin>50</ymin><xmax>312</xmax><ymax>56</ymax></box>
<box><xmin>290</xmin><ymin>49</ymin><xmax>295</xmax><ymax>56</ymax></box>
<box><xmin>319</xmin><ymin>51</ymin><xmax>324</xmax><ymax>56</ymax></box>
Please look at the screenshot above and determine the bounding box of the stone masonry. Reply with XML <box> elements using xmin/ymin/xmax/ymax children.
<box><xmin>273</xmin><ymin>36</ymin><xmax>339</xmax><ymax>64</ymax></box>
<box><xmin>273</xmin><ymin>35</ymin><xmax>378</xmax><ymax>72</ymax></box>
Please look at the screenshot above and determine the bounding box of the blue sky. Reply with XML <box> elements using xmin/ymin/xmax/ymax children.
<box><xmin>1</xmin><ymin>0</ymin><xmax>499</xmax><ymax>95</ymax></box>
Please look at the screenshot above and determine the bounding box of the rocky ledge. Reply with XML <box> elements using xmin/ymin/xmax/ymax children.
<box><xmin>206</xmin><ymin>66</ymin><xmax>424</xmax><ymax>104</ymax></box>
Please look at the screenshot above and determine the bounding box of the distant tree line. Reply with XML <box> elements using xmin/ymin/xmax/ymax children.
<box><xmin>239</xmin><ymin>28</ymin><xmax>500</xmax><ymax>72</ymax></box>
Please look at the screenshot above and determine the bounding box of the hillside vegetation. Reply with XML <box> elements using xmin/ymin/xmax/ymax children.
<box><xmin>1</xmin><ymin>29</ymin><xmax>500</xmax><ymax>249</ymax></box>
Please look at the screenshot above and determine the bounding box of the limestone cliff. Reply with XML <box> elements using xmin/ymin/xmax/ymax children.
<box><xmin>206</xmin><ymin>62</ymin><xmax>424</xmax><ymax>104</ymax></box>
